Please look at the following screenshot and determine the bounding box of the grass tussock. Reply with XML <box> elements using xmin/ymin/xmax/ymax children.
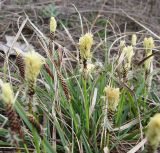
<box><xmin>0</xmin><ymin>11</ymin><xmax>160</xmax><ymax>153</ymax></box>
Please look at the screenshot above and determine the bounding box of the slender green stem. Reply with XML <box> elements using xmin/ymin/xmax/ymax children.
<box><xmin>106</xmin><ymin>130</ymin><xmax>110</xmax><ymax>148</ymax></box>
<box><xmin>24</xmin><ymin>143</ymin><xmax>30</xmax><ymax>153</ymax></box>
<box><xmin>82</xmin><ymin>78</ymin><xmax>89</xmax><ymax>136</ymax></box>
<box><xmin>42</xmin><ymin>139</ymin><xmax>47</xmax><ymax>153</ymax></box>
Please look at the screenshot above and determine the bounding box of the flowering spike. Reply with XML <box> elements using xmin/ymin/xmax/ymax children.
<box><xmin>16</xmin><ymin>53</ymin><xmax>25</xmax><ymax>79</ymax></box>
<box><xmin>79</xmin><ymin>33</ymin><xmax>93</xmax><ymax>59</ymax></box>
<box><xmin>131</xmin><ymin>34</ymin><xmax>137</xmax><ymax>46</ymax></box>
<box><xmin>146</xmin><ymin>113</ymin><xmax>160</xmax><ymax>152</ymax></box>
<box><xmin>143</xmin><ymin>37</ymin><xmax>155</xmax><ymax>71</ymax></box>
<box><xmin>0</xmin><ymin>81</ymin><xmax>14</xmax><ymax>104</ymax></box>
<box><xmin>80</xmin><ymin>63</ymin><xmax>95</xmax><ymax>79</ymax></box>
<box><xmin>0</xmin><ymin>80</ymin><xmax>24</xmax><ymax>144</ymax></box>
<box><xmin>143</xmin><ymin>37</ymin><xmax>155</xmax><ymax>50</ymax></box>
<box><xmin>119</xmin><ymin>40</ymin><xmax>126</xmax><ymax>50</ymax></box>
<box><xmin>122</xmin><ymin>46</ymin><xmax>134</xmax><ymax>69</ymax></box>
<box><xmin>144</xmin><ymin>53</ymin><xmax>153</xmax><ymax>71</ymax></box>
<box><xmin>24</xmin><ymin>51</ymin><xmax>45</xmax><ymax>82</ymax></box>
<box><xmin>24</xmin><ymin>51</ymin><xmax>45</xmax><ymax>96</ymax></box>
<box><xmin>104</xmin><ymin>86</ymin><xmax>120</xmax><ymax>111</ymax></box>
<box><xmin>50</xmin><ymin>17</ymin><xmax>57</xmax><ymax>33</ymax></box>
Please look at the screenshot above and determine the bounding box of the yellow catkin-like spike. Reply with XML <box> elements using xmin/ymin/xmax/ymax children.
<box><xmin>50</xmin><ymin>17</ymin><xmax>57</xmax><ymax>33</ymax></box>
<box><xmin>131</xmin><ymin>34</ymin><xmax>137</xmax><ymax>46</ymax></box>
<box><xmin>24</xmin><ymin>51</ymin><xmax>45</xmax><ymax>96</ymax></box>
<box><xmin>145</xmin><ymin>50</ymin><xmax>153</xmax><ymax>71</ymax></box>
<box><xmin>0</xmin><ymin>81</ymin><xmax>14</xmax><ymax>104</ymax></box>
<box><xmin>81</xmin><ymin>63</ymin><xmax>95</xmax><ymax>80</ymax></box>
<box><xmin>146</xmin><ymin>113</ymin><xmax>160</xmax><ymax>151</ymax></box>
<box><xmin>122</xmin><ymin>46</ymin><xmax>134</xmax><ymax>69</ymax></box>
<box><xmin>104</xmin><ymin>86</ymin><xmax>120</xmax><ymax>111</ymax></box>
<box><xmin>80</xmin><ymin>63</ymin><xmax>95</xmax><ymax>73</ymax></box>
<box><xmin>143</xmin><ymin>37</ymin><xmax>155</xmax><ymax>70</ymax></box>
<box><xmin>79</xmin><ymin>33</ymin><xmax>93</xmax><ymax>59</ymax></box>
<box><xmin>0</xmin><ymin>80</ymin><xmax>24</xmax><ymax>144</ymax></box>
<box><xmin>143</xmin><ymin>37</ymin><xmax>155</xmax><ymax>51</ymax></box>
<box><xmin>24</xmin><ymin>51</ymin><xmax>45</xmax><ymax>82</ymax></box>
<box><xmin>119</xmin><ymin>40</ymin><xmax>126</xmax><ymax>50</ymax></box>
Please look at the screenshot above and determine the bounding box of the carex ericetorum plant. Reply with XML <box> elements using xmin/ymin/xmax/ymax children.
<box><xmin>0</xmin><ymin>13</ymin><xmax>159</xmax><ymax>153</ymax></box>
<box><xmin>0</xmin><ymin>80</ymin><xmax>24</xmax><ymax>152</ymax></box>
<box><xmin>23</xmin><ymin>50</ymin><xmax>45</xmax><ymax>114</ymax></box>
<box><xmin>78</xmin><ymin>32</ymin><xmax>94</xmax><ymax>79</ymax></box>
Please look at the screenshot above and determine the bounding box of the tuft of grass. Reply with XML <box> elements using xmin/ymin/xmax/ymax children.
<box><xmin>0</xmin><ymin>10</ymin><xmax>160</xmax><ymax>153</ymax></box>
